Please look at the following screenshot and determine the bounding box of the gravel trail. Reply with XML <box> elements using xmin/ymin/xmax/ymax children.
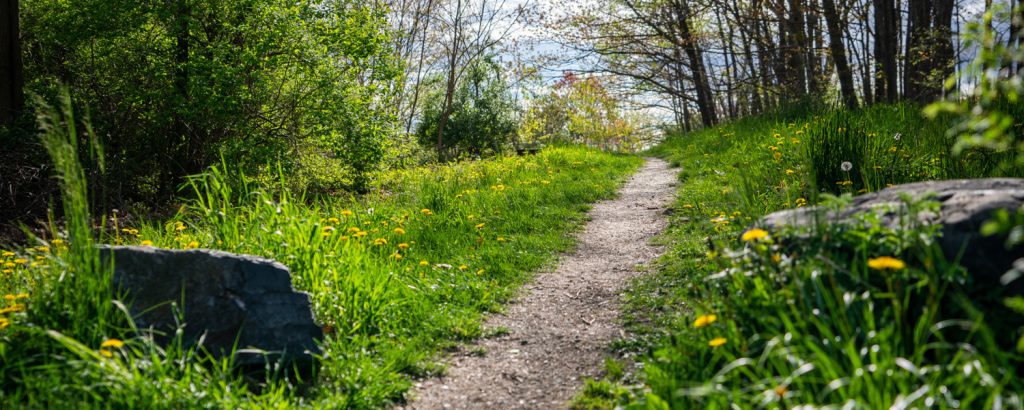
<box><xmin>401</xmin><ymin>158</ymin><xmax>677</xmax><ymax>409</ymax></box>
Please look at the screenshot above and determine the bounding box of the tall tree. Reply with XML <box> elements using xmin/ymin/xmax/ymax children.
<box><xmin>904</xmin><ymin>0</ymin><xmax>953</xmax><ymax>103</ymax></box>
<box><xmin>873</xmin><ymin>0</ymin><xmax>898</xmax><ymax>102</ymax></box>
<box><xmin>0</xmin><ymin>0</ymin><xmax>24</xmax><ymax>126</ymax></box>
<box><xmin>783</xmin><ymin>0</ymin><xmax>810</xmax><ymax>98</ymax></box>
<box><xmin>822</xmin><ymin>0</ymin><xmax>858</xmax><ymax>108</ymax></box>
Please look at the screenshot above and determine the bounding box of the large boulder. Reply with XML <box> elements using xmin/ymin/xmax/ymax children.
<box><xmin>99</xmin><ymin>246</ymin><xmax>323</xmax><ymax>372</ymax></box>
<box><xmin>758</xmin><ymin>178</ymin><xmax>1024</xmax><ymax>293</ymax></box>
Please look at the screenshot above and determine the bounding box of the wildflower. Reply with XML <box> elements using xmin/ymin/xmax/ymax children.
<box><xmin>795</xmin><ymin>198</ymin><xmax>807</xmax><ymax>207</ymax></box>
<box><xmin>421</xmin><ymin>208</ymin><xmax>433</xmax><ymax>216</ymax></box>
<box><xmin>0</xmin><ymin>317</ymin><xmax>9</xmax><ymax>330</ymax></box>
<box><xmin>391</xmin><ymin>253</ymin><xmax>403</xmax><ymax>260</ymax></box>
<box><xmin>0</xmin><ymin>304</ymin><xmax>26</xmax><ymax>314</ymax></box>
<box><xmin>187</xmin><ymin>241</ymin><xmax>199</xmax><ymax>249</ymax></box>
<box><xmin>99</xmin><ymin>349</ymin><xmax>114</xmax><ymax>358</ymax></box>
<box><xmin>497</xmin><ymin>237</ymin><xmax>506</xmax><ymax>242</ymax></box>
<box><xmin>771</xmin><ymin>253</ymin><xmax>782</xmax><ymax>264</ymax></box>
<box><xmin>419</xmin><ymin>260</ymin><xmax>429</xmax><ymax>267</ymax></box>
<box><xmin>1</xmin><ymin>251</ymin><xmax>14</xmax><ymax>257</ymax></box>
<box><xmin>394</xmin><ymin>227</ymin><xmax>406</xmax><ymax>235</ymax></box>
<box><xmin>51</xmin><ymin>239</ymin><xmax>64</xmax><ymax>245</ymax></box>
<box><xmin>709</xmin><ymin>337</ymin><xmax>728</xmax><ymax>348</ymax></box>
<box><xmin>785</xmin><ymin>169</ymin><xmax>795</xmax><ymax>175</ymax></box>
<box><xmin>3</xmin><ymin>263</ymin><xmax>14</xmax><ymax>268</ymax></box>
<box><xmin>174</xmin><ymin>223</ymin><xmax>187</xmax><ymax>232</ymax></box>
<box><xmin>12</xmin><ymin>259</ymin><xmax>27</xmax><ymax>265</ymax></box>
<box><xmin>773</xmin><ymin>385</ymin><xmax>789</xmax><ymax>397</ymax></box>
<box><xmin>398</xmin><ymin>243</ymin><xmax>409</xmax><ymax>250</ymax></box>
<box><xmin>772</xmin><ymin>133</ymin><xmax>781</xmax><ymax>138</ymax></box>
<box><xmin>741</xmin><ymin>229</ymin><xmax>770</xmax><ymax>242</ymax></box>
<box><xmin>773</xmin><ymin>152</ymin><xmax>782</xmax><ymax>160</ymax></box>
<box><xmin>341</xmin><ymin>210</ymin><xmax>354</xmax><ymax>217</ymax></box>
<box><xmin>893</xmin><ymin>132</ymin><xmax>902</xmax><ymax>141</ymax></box>
<box><xmin>373</xmin><ymin>238</ymin><xmax>388</xmax><ymax>246</ymax></box>
<box><xmin>475</xmin><ymin>223</ymin><xmax>485</xmax><ymax>230</ymax></box>
<box><xmin>348</xmin><ymin>227</ymin><xmax>361</xmax><ymax>233</ymax></box>
<box><xmin>682</xmin><ymin>204</ymin><xmax>694</xmax><ymax>209</ymax></box>
<box><xmin>467</xmin><ymin>215</ymin><xmax>475</xmax><ymax>220</ymax></box>
<box><xmin>867</xmin><ymin>256</ymin><xmax>906</xmax><ymax>271</ymax></box>
<box><xmin>354</xmin><ymin>231</ymin><xmax>368</xmax><ymax>238</ymax></box>
<box><xmin>101</xmin><ymin>339</ymin><xmax>125</xmax><ymax>349</ymax></box>
<box><xmin>139</xmin><ymin>240</ymin><xmax>154</xmax><ymax>247</ymax></box>
<box><xmin>476</xmin><ymin>269</ymin><xmax>485</xmax><ymax>275</ymax></box>
<box><xmin>458</xmin><ymin>265</ymin><xmax>468</xmax><ymax>271</ymax></box>
<box><xmin>841</xmin><ymin>161</ymin><xmax>853</xmax><ymax>172</ymax></box>
<box><xmin>323</xmin><ymin>226</ymin><xmax>335</xmax><ymax>232</ymax></box>
<box><xmin>327</xmin><ymin>217</ymin><xmax>340</xmax><ymax>224</ymax></box>
<box><xmin>889</xmin><ymin>146</ymin><xmax>898</xmax><ymax>153</ymax></box>
<box><xmin>693</xmin><ymin>314</ymin><xmax>717</xmax><ymax>328</ymax></box>
<box><xmin>1</xmin><ymin>269</ymin><xmax>11</xmax><ymax>274</ymax></box>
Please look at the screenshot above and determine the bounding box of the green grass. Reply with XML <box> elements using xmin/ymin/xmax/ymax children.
<box><xmin>575</xmin><ymin>103</ymin><xmax>1024</xmax><ymax>408</ymax></box>
<box><xmin>0</xmin><ymin>101</ymin><xmax>643</xmax><ymax>408</ymax></box>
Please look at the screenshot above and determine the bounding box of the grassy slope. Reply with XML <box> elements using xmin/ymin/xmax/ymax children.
<box><xmin>575</xmin><ymin>104</ymin><xmax>1024</xmax><ymax>409</ymax></box>
<box><xmin>0</xmin><ymin>146</ymin><xmax>642</xmax><ymax>408</ymax></box>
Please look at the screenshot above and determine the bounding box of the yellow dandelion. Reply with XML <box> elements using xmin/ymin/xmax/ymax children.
<box><xmin>354</xmin><ymin>231</ymin><xmax>368</xmax><ymax>238</ymax></box>
<box><xmin>458</xmin><ymin>265</ymin><xmax>468</xmax><ymax>271</ymax></box>
<box><xmin>785</xmin><ymin>169</ymin><xmax>795</xmax><ymax>175</ymax></box>
<box><xmin>327</xmin><ymin>217</ymin><xmax>340</xmax><ymax>224</ymax></box>
<box><xmin>398</xmin><ymin>243</ymin><xmax>409</xmax><ymax>250</ymax></box>
<box><xmin>421</xmin><ymin>208</ymin><xmax>433</xmax><ymax>216</ymax></box>
<box><xmin>475</xmin><ymin>223</ymin><xmax>485</xmax><ymax>230</ymax></box>
<box><xmin>0</xmin><ymin>304</ymin><xmax>26</xmax><ymax>314</ymax></box>
<box><xmin>773</xmin><ymin>152</ymin><xmax>782</xmax><ymax>160</ymax></box>
<box><xmin>394</xmin><ymin>227</ymin><xmax>406</xmax><ymax>235</ymax></box>
<box><xmin>13</xmin><ymin>259</ymin><xmax>28</xmax><ymax>265</ymax></box>
<box><xmin>99</xmin><ymin>349</ymin><xmax>113</xmax><ymax>358</ymax></box>
<box><xmin>101</xmin><ymin>338</ymin><xmax>125</xmax><ymax>349</ymax></box>
<box><xmin>323</xmin><ymin>226</ymin><xmax>335</xmax><ymax>232</ymax></box>
<box><xmin>373</xmin><ymin>238</ymin><xmax>387</xmax><ymax>246</ymax></box>
<box><xmin>391</xmin><ymin>253</ymin><xmax>403</xmax><ymax>260</ymax></box>
<box><xmin>741</xmin><ymin>229</ymin><xmax>770</xmax><ymax>242</ymax></box>
<box><xmin>348</xmin><ymin>227</ymin><xmax>361</xmax><ymax>233</ymax></box>
<box><xmin>187</xmin><ymin>241</ymin><xmax>199</xmax><ymax>249</ymax></box>
<box><xmin>476</xmin><ymin>269</ymin><xmax>485</xmax><ymax>275</ymax></box>
<box><xmin>3</xmin><ymin>295</ymin><xmax>14</xmax><ymax>301</ymax></box>
<box><xmin>341</xmin><ymin>210</ymin><xmax>354</xmax><ymax>217</ymax></box>
<box><xmin>693</xmin><ymin>314</ymin><xmax>717</xmax><ymax>328</ymax></box>
<box><xmin>497</xmin><ymin>237</ymin><xmax>506</xmax><ymax>242</ymax></box>
<box><xmin>2</xmin><ymin>251</ymin><xmax>15</xmax><ymax>257</ymax></box>
<box><xmin>0</xmin><ymin>317</ymin><xmax>9</xmax><ymax>330</ymax></box>
<box><xmin>51</xmin><ymin>239</ymin><xmax>64</xmax><ymax>245</ymax></box>
<box><xmin>709</xmin><ymin>337</ymin><xmax>728</xmax><ymax>348</ymax></box>
<box><xmin>419</xmin><ymin>260</ymin><xmax>429</xmax><ymax>267</ymax></box>
<box><xmin>867</xmin><ymin>256</ymin><xmax>906</xmax><ymax>271</ymax></box>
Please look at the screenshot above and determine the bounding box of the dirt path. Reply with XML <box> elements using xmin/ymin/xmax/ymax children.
<box><xmin>401</xmin><ymin>158</ymin><xmax>677</xmax><ymax>410</ymax></box>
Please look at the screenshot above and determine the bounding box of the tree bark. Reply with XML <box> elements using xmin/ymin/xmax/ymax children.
<box><xmin>904</xmin><ymin>0</ymin><xmax>933</xmax><ymax>102</ymax></box>
<box><xmin>822</xmin><ymin>0</ymin><xmax>858</xmax><ymax>108</ymax></box>
<box><xmin>784</xmin><ymin>0</ymin><xmax>809</xmax><ymax>98</ymax></box>
<box><xmin>677</xmin><ymin>1</ymin><xmax>717</xmax><ymax>127</ymax></box>
<box><xmin>873</xmin><ymin>0</ymin><xmax>898</xmax><ymax>102</ymax></box>
<box><xmin>0</xmin><ymin>0</ymin><xmax>24</xmax><ymax>126</ymax></box>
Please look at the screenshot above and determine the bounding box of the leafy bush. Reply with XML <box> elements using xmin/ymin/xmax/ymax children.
<box><xmin>416</xmin><ymin>57</ymin><xmax>518</xmax><ymax>159</ymax></box>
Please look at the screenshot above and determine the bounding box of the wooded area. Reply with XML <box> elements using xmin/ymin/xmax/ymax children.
<box><xmin>0</xmin><ymin>0</ymin><xmax>1020</xmax><ymax>229</ymax></box>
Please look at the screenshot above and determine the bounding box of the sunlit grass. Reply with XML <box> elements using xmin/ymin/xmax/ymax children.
<box><xmin>0</xmin><ymin>111</ymin><xmax>642</xmax><ymax>408</ymax></box>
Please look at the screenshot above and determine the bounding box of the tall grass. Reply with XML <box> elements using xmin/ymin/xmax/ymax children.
<box><xmin>588</xmin><ymin>103</ymin><xmax>1024</xmax><ymax>409</ymax></box>
<box><xmin>1</xmin><ymin>118</ymin><xmax>642</xmax><ymax>407</ymax></box>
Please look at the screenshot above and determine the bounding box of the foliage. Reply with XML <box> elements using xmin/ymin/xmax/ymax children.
<box><xmin>925</xmin><ymin>3</ymin><xmax>1024</xmax><ymax>170</ymax></box>
<box><xmin>518</xmin><ymin>72</ymin><xmax>649</xmax><ymax>152</ymax></box>
<box><xmin>19</xmin><ymin>0</ymin><xmax>401</xmax><ymax>199</ymax></box>
<box><xmin>416</xmin><ymin>57</ymin><xmax>518</xmax><ymax>158</ymax></box>
<box><xmin>0</xmin><ymin>140</ymin><xmax>641</xmax><ymax>406</ymax></box>
<box><xmin>576</xmin><ymin>103</ymin><xmax>1024</xmax><ymax>408</ymax></box>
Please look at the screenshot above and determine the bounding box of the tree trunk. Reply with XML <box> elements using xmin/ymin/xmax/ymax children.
<box><xmin>678</xmin><ymin>2</ymin><xmax>717</xmax><ymax>127</ymax></box>
<box><xmin>784</xmin><ymin>0</ymin><xmax>809</xmax><ymax>98</ymax></box>
<box><xmin>931</xmin><ymin>0</ymin><xmax>955</xmax><ymax>98</ymax></box>
<box><xmin>873</xmin><ymin>0</ymin><xmax>898</xmax><ymax>102</ymax></box>
<box><xmin>904</xmin><ymin>0</ymin><xmax>932</xmax><ymax>102</ymax></box>
<box><xmin>822</xmin><ymin>0</ymin><xmax>858</xmax><ymax>108</ymax></box>
<box><xmin>0</xmin><ymin>0</ymin><xmax>24</xmax><ymax>126</ymax></box>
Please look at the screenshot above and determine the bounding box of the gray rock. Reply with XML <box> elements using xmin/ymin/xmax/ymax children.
<box><xmin>758</xmin><ymin>178</ymin><xmax>1024</xmax><ymax>292</ymax></box>
<box><xmin>99</xmin><ymin>246</ymin><xmax>323</xmax><ymax>372</ymax></box>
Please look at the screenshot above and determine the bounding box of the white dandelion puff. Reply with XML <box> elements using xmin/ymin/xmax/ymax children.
<box><xmin>841</xmin><ymin>161</ymin><xmax>853</xmax><ymax>172</ymax></box>
<box><xmin>893</xmin><ymin>132</ymin><xmax>902</xmax><ymax>141</ymax></box>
